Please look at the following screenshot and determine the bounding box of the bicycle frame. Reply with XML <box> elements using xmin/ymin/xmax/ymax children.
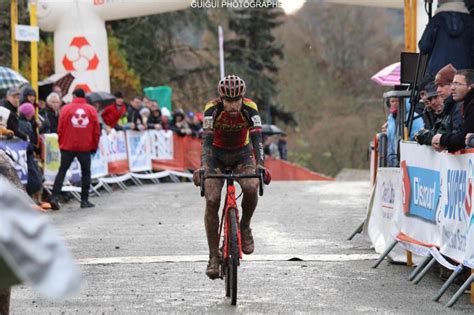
<box><xmin>220</xmin><ymin>177</ymin><xmax>242</xmax><ymax>262</ymax></box>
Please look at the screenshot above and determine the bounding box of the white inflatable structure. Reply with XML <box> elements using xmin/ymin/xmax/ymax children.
<box><xmin>36</xmin><ymin>0</ymin><xmax>191</xmax><ymax>97</ymax></box>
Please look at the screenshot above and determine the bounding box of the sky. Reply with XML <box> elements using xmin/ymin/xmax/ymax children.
<box><xmin>280</xmin><ymin>0</ymin><xmax>305</xmax><ymax>14</ymax></box>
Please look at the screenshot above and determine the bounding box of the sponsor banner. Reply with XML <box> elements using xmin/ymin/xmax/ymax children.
<box><xmin>149</xmin><ymin>129</ymin><xmax>174</xmax><ymax>160</ymax></box>
<box><xmin>91</xmin><ymin>131</ymin><xmax>109</xmax><ymax>179</ymax></box>
<box><xmin>398</xmin><ymin>142</ymin><xmax>474</xmax><ymax>264</ymax></box>
<box><xmin>364</xmin><ymin>168</ymin><xmax>408</xmax><ymax>262</ymax></box>
<box><xmin>106</xmin><ymin>130</ymin><xmax>129</xmax><ymax>174</ymax></box>
<box><xmin>43</xmin><ymin>134</ymin><xmax>81</xmax><ymax>185</ymax></box>
<box><xmin>0</xmin><ymin>138</ymin><xmax>28</xmax><ymax>184</ymax></box>
<box><xmin>395</xmin><ymin>143</ymin><xmax>442</xmax><ymax>249</ymax></box>
<box><xmin>125</xmin><ymin>130</ymin><xmax>152</xmax><ymax>172</ymax></box>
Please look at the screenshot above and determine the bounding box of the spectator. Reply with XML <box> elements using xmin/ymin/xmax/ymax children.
<box><xmin>278</xmin><ymin>133</ymin><xmax>288</xmax><ymax>160</ymax></box>
<box><xmin>18</xmin><ymin>103</ymin><xmax>39</xmax><ymax>150</ymax></box>
<box><xmin>18</xmin><ymin>103</ymin><xmax>45</xmax><ymax>204</ymax></box>
<box><xmin>101</xmin><ymin>91</ymin><xmax>127</xmax><ymax>132</ymax></box>
<box><xmin>143</xmin><ymin>96</ymin><xmax>153</xmax><ymax>110</ymax></box>
<box><xmin>49</xmin><ymin>89</ymin><xmax>100</xmax><ymax>210</ymax></box>
<box><xmin>0</xmin><ymin>87</ymin><xmax>28</xmax><ymax>140</ymax></box>
<box><xmin>43</xmin><ymin>92</ymin><xmax>62</xmax><ymax>133</ymax></box>
<box><xmin>186</xmin><ymin>111</ymin><xmax>201</xmax><ymax>137</ymax></box>
<box><xmin>172</xmin><ymin>110</ymin><xmax>192</xmax><ymax>136</ymax></box>
<box><xmin>148</xmin><ymin>104</ymin><xmax>163</xmax><ymax>130</ymax></box>
<box><xmin>436</xmin><ymin>64</ymin><xmax>463</xmax><ymax>133</ymax></box>
<box><xmin>433</xmin><ymin>69</ymin><xmax>474</xmax><ymax>152</ymax></box>
<box><xmin>137</xmin><ymin>107</ymin><xmax>150</xmax><ymax>131</ymax></box>
<box><xmin>415</xmin><ymin>87</ymin><xmax>446</xmax><ymax>145</ymax></box>
<box><xmin>126</xmin><ymin>96</ymin><xmax>144</xmax><ymax>130</ymax></box>
<box><xmin>161</xmin><ymin>115</ymin><xmax>171</xmax><ymax>130</ymax></box>
<box><xmin>418</xmin><ymin>77</ymin><xmax>437</xmax><ymax>129</ymax></box>
<box><xmin>418</xmin><ymin>0</ymin><xmax>474</xmax><ymax>77</ymax></box>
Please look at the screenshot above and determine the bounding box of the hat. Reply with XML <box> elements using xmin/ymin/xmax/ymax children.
<box><xmin>425</xmin><ymin>82</ymin><xmax>439</xmax><ymax>98</ymax></box>
<box><xmin>435</xmin><ymin>64</ymin><xmax>456</xmax><ymax>86</ymax></box>
<box><xmin>19</xmin><ymin>102</ymin><xmax>35</xmax><ymax>117</ymax></box>
<box><xmin>72</xmin><ymin>88</ymin><xmax>85</xmax><ymax>98</ymax></box>
<box><xmin>139</xmin><ymin>107</ymin><xmax>150</xmax><ymax>116</ymax></box>
<box><xmin>6</xmin><ymin>87</ymin><xmax>20</xmax><ymax>96</ymax></box>
<box><xmin>114</xmin><ymin>91</ymin><xmax>123</xmax><ymax>98</ymax></box>
<box><xmin>186</xmin><ymin>111</ymin><xmax>195</xmax><ymax>118</ymax></box>
<box><xmin>418</xmin><ymin>75</ymin><xmax>434</xmax><ymax>91</ymax></box>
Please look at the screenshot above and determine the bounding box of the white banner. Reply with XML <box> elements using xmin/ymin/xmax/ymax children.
<box><xmin>107</xmin><ymin>129</ymin><xmax>127</xmax><ymax>163</ymax></box>
<box><xmin>149</xmin><ymin>129</ymin><xmax>173</xmax><ymax>160</ymax></box>
<box><xmin>125</xmin><ymin>130</ymin><xmax>152</xmax><ymax>172</ymax></box>
<box><xmin>364</xmin><ymin>168</ymin><xmax>407</xmax><ymax>262</ymax></box>
<box><xmin>90</xmin><ymin>131</ymin><xmax>109</xmax><ymax>179</ymax></box>
<box><xmin>389</xmin><ymin>142</ymin><xmax>474</xmax><ymax>265</ymax></box>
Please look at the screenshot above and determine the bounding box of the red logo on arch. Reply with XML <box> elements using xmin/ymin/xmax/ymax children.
<box><xmin>62</xmin><ymin>37</ymin><xmax>100</xmax><ymax>72</ymax></box>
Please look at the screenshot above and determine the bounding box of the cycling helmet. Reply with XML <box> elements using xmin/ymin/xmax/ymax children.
<box><xmin>217</xmin><ymin>75</ymin><xmax>246</xmax><ymax>98</ymax></box>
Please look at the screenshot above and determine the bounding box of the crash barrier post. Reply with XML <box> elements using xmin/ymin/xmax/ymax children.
<box><xmin>377</xmin><ymin>133</ymin><xmax>388</xmax><ymax>168</ymax></box>
<box><xmin>363</xmin><ymin>141</ymin><xmax>474</xmax><ymax>306</ymax></box>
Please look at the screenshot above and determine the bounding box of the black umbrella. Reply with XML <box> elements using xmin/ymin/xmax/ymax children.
<box><xmin>261</xmin><ymin>124</ymin><xmax>283</xmax><ymax>135</ymax></box>
<box><xmin>86</xmin><ymin>91</ymin><xmax>116</xmax><ymax>108</ymax></box>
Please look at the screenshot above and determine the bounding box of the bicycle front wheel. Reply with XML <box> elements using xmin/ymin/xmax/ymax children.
<box><xmin>225</xmin><ymin>207</ymin><xmax>239</xmax><ymax>305</ymax></box>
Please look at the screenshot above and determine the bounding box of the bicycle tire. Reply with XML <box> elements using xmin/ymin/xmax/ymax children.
<box><xmin>228</xmin><ymin>207</ymin><xmax>239</xmax><ymax>305</ymax></box>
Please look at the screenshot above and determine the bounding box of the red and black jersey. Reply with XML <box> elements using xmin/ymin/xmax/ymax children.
<box><xmin>203</xmin><ymin>98</ymin><xmax>262</xmax><ymax>149</ymax></box>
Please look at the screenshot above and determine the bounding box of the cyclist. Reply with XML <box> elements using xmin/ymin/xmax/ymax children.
<box><xmin>193</xmin><ymin>75</ymin><xmax>271</xmax><ymax>279</ymax></box>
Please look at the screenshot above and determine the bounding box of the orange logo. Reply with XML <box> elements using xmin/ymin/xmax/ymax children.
<box><xmin>62</xmin><ymin>37</ymin><xmax>100</xmax><ymax>72</ymax></box>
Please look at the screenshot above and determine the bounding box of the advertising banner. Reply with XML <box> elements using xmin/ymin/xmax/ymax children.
<box><xmin>126</xmin><ymin>130</ymin><xmax>152</xmax><ymax>172</ymax></box>
<box><xmin>149</xmin><ymin>129</ymin><xmax>173</xmax><ymax>160</ymax></box>
<box><xmin>106</xmin><ymin>130</ymin><xmax>129</xmax><ymax>174</ymax></box>
<box><xmin>365</xmin><ymin>168</ymin><xmax>406</xmax><ymax>262</ymax></box>
<box><xmin>43</xmin><ymin>134</ymin><xmax>81</xmax><ymax>185</ymax></box>
<box><xmin>91</xmin><ymin>131</ymin><xmax>109</xmax><ymax>179</ymax></box>
<box><xmin>0</xmin><ymin>138</ymin><xmax>28</xmax><ymax>184</ymax></box>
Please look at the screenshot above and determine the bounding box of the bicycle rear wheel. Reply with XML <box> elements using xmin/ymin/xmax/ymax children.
<box><xmin>224</xmin><ymin>207</ymin><xmax>239</xmax><ymax>305</ymax></box>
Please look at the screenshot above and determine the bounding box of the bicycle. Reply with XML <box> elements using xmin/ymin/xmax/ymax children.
<box><xmin>200</xmin><ymin>168</ymin><xmax>264</xmax><ymax>305</ymax></box>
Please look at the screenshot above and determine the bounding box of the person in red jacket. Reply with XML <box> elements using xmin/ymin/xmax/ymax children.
<box><xmin>101</xmin><ymin>91</ymin><xmax>127</xmax><ymax>131</ymax></box>
<box><xmin>50</xmin><ymin>89</ymin><xmax>100</xmax><ymax>210</ymax></box>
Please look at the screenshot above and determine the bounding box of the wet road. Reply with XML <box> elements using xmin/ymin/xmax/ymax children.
<box><xmin>10</xmin><ymin>180</ymin><xmax>474</xmax><ymax>313</ymax></box>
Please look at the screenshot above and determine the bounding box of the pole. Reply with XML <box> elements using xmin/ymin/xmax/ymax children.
<box><xmin>11</xmin><ymin>0</ymin><xmax>19</xmax><ymax>71</ymax></box>
<box><xmin>218</xmin><ymin>25</ymin><xmax>225</xmax><ymax>79</ymax></box>
<box><xmin>29</xmin><ymin>1</ymin><xmax>39</xmax><ymax>96</ymax></box>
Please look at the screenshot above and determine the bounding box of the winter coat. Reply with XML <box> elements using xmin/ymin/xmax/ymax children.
<box><xmin>440</xmin><ymin>89</ymin><xmax>474</xmax><ymax>152</ymax></box>
<box><xmin>41</xmin><ymin>107</ymin><xmax>59</xmax><ymax>134</ymax></box>
<box><xmin>57</xmin><ymin>97</ymin><xmax>100</xmax><ymax>152</ymax></box>
<box><xmin>101</xmin><ymin>103</ymin><xmax>126</xmax><ymax>128</ymax></box>
<box><xmin>416</xmin><ymin>96</ymin><xmax>462</xmax><ymax>146</ymax></box>
<box><xmin>418</xmin><ymin>9</ymin><xmax>474</xmax><ymax>77</ymax></box>
<box><xmin>0</xmin><ymin>100</ymin><xmax>28</xmax><ymax>141</ymax></box>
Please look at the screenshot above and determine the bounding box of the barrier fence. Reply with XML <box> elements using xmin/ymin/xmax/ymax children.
<box><xmin>364</xmin><ymin>141</ymin><xmax>474</xmax><ymax>306</ymax></box>
<box><xmin>0</xmin><ymin>130</ymin><xmax>332</xmax><ymax>191</ymax></box>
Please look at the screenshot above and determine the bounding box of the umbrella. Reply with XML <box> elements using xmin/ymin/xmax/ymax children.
<box><xmin>262</xmin><ymin>124</ymin><xmax>284</xmax><ymax>135</ymax></box>
<box><xmin>0</xmin><ymin>66</ymin><xmax>29</xmax><ymax>90</ymax></box>
<box><xmin>38</xmin><ymin>72</ymin><xmax>75</xmax><ymax>101</ymax></box>
<box><xmin>86</xmin><ymin>91</ymin><xmax>116</xmax><ymax>108</ymax></box>
<box><xmin>371</xmin><ymin>62</ymin><xmax>400</xmax><ymax>86</ymax></box>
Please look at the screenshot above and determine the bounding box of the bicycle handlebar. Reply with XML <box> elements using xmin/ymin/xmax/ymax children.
<box><xmin>199</xmin><ymin>169</ymin><xmax>264</xmax><ymax>197</ymax></box>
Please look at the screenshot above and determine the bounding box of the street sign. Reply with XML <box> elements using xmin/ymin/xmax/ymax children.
<box><xmin>15</xmin><ymin>25</ymin><xmax>39</xmax><ymax>42</ymax></box>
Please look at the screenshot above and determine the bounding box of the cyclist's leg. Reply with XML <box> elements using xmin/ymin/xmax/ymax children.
<box><xmin>204</xmin><ymin>175</ymin><xmax>224</xmax><ymax>258</ymax></box>
<box><xmin>235</xmin><ymin>147</ymin><xmax>259</xmax><ymax>229</ymax></box>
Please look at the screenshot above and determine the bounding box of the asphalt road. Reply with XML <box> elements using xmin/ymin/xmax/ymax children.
<box><xmin>9</xmin><ymin>179</ymin><xmax>474</xmax><ymax>313</ymax></box>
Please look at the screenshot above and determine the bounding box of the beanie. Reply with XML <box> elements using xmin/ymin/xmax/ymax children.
<box><xmin>19</xmin><ymin>103</ymin><xmax>35</xmax><ymax>117</ymax></box>
<box><xmin>435</xmin><ymin>64</ymin><xmax>456</xmax><ymax>86</ymax></box>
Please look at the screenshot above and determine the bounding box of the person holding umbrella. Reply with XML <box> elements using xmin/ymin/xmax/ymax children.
<box><xmin>49</xmin><ymin>89</ymin><xmax>100</xmax><ymax>210</ymax></box>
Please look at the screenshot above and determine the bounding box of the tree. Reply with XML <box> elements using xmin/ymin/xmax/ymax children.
<box><xmin>225</xmin><ymin>2</ymin><xmax>295</xmax><ymax>125</ymax></box>
<box><xmin>107</xmin><ymin>31</ymin><xmax>142</xmax><ymax>96</ymax></box>
<box><xmin>108</xmin><ymin>8</ymin><xmax>220</xmax><ymax>108</ymax></box>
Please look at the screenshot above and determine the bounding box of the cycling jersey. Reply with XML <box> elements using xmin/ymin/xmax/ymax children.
<box><xmin>203</xmin><ymin>98</ymin><xmax>262</xmax><ymax>149</ymax></box>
